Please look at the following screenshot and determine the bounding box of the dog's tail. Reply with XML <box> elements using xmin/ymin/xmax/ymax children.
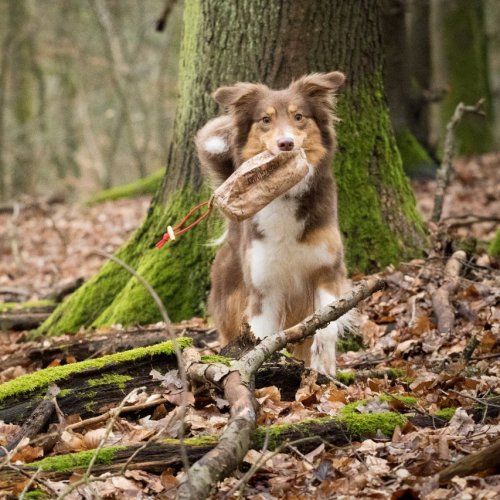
<box><xmin>196</xmin><ymin>115</ymin><xmax>235</xmax><ymax>187</ymax></box>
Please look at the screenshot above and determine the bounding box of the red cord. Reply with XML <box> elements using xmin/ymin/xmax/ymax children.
<box><xmin>155</xmin><ymin>200</ymin><xmax>212</xmax><ymax>248</ymax></box>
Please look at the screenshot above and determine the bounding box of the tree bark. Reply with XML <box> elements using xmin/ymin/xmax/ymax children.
<box><xmin>38</xmin><ymin>0</ymin><xmax>426</xmax><ymax>336</ymax></box>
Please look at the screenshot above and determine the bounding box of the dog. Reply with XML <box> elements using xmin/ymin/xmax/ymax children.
<box><xmin>196</xmin><ymin>72</ymin><xmax>354</xmax><ymax>376</ymax></box>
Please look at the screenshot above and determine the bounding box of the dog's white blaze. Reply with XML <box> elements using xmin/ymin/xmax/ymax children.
<box><xmin>204</xmin><ymin>136</ymin><xmax>228</xmax><ymax>155</ymax></box>
<box><xmin>247</xmin><ymin>196</ymin><xmax>335</xmax><ymax>342</ymax></box>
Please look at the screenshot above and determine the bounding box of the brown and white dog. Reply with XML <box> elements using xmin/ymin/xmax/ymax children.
<box><xmin>196</xmin><ymin>72</ymin><xmax>353</xmax><ymax>376</ymax></box>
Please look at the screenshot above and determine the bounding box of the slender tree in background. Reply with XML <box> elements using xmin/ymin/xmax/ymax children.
<box><xmin>39</xmin><ymin>0</ymin><xmax>426</xmax><ymax>336</ymax></box>
<box><xmin>382</xmin><ymin>0</ymin><xmax>435</xmax><ymax>177</ymax></box>
<box><xmin>9</xmin><ymin>0</ymin><xmax>36</xmax><ymax>196</ymax></box>
<box><xmin>485</xmin><ymin>0</ymin><xmax>500</xmax><ymax>148</ymax></box>
<box><xmin>430</xmin><ymin>0</ymin><xmax>494</xmax><ymax>154</ymax></box>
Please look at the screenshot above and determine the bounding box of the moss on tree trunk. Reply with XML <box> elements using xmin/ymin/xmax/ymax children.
<box><xmin>38</xmin><ymin>0</ymin><xmax>426</xmax><ymax>336</ymax></box>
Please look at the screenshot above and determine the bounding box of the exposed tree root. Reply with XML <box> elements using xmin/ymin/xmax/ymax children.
<box><xmin>438</xmin><ymin>437</ymin><xmax>500</xmax><ymax>484</ymax></box>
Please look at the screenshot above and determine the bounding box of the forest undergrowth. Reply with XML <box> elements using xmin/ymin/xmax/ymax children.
<box><xmin>0</xmin><ymin>154</ymin><xmax>498</xmax><ymax>499</ymax></box>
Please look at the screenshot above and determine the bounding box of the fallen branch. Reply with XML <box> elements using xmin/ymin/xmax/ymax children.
<box><xmin>431</xmin><ymin>99</ymin><xmax>485</xmax><ymax>224</ymax></box>
<box><xmin>0</xmin><ymin>386</ymin><xmax>59</xmax><ymax>457</ymax></box>
<box><xmin>438</xmin><ymin>437</ymin><xmax>500</xmax><ymax>484</ymax></box>
<box><xmin>431</xmin><ymin>250</ymin><xmax>466</xmax><ymax>334</ymax></box>
<box><xmin>177</xmin><ymin>277</ymin><xmax>386</xmax><ymax>500</ymax></box>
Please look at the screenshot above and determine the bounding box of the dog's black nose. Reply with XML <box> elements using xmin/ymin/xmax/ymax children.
<box><xmin>277</xmin><ymin>137</ymin><xmax>294</xmax><ymax>151</ymax></box>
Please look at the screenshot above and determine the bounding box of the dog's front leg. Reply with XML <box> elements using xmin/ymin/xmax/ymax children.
<box><xmin>311</xmin><ymin>287</ymin><xmax>340</xmax><ymax>377</ymax></box>
<box><xmin>246</xmin><ymin>288</ymin><xmax>282</xmax><ymax>340</ymax></box>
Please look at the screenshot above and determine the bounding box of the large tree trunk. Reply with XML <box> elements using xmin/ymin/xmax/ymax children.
<box><xmin>38</xmin><ymin>0</ymin><xmax>426</xmax><ymax>336</ymax></box>
<box><xmin>430</xmin><ymin>0</ymin><xmax>495</xmax><ymax>155</ymax></box>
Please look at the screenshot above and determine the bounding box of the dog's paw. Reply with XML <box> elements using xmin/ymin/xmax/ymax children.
<box><xmin>310</xmin><ymin>324</ymin><xmax>338</xmax><ymax>377</ymax></box>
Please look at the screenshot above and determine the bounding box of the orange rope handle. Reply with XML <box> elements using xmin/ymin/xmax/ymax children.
<box><xmin>155</xmin><ymin>198</ymin><xmax>213</xmax><ymax>248</ymax></box>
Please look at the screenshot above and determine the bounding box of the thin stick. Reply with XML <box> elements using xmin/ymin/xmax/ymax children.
<box><xmin>432</xmin><ymin>99</ymin><xmax>485</xmax><ymax>223</ymax></box>
<box><xmin>92</xmin><ymin>250</ymin><xmax>192</xmax><ymax>493</ymax></box>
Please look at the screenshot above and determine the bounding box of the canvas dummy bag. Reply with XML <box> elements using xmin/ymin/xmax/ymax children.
<box><xmin>212</xmin><ymin>149</ymin><xmax>309</xmax><ymax>221</ymax></box>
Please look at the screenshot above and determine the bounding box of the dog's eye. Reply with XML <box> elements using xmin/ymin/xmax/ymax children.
<box><xmin>294</xmin><ymin>113</ymin><xmax>304</xmax><ymax>121</ymax></box>
<box><xmin>261</xmin><ymin>116</ymin><xmax>271</xmax><ymax>125</ymax></box>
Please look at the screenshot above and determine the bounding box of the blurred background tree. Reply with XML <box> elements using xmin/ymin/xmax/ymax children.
<box><xmin>0</xmin><ymin>0</ymin><xmax>182</xmax><ymax>202</ymax></box>
<box><xmin>0</xmin><ymin>0</ymin><xmax>498</xmax><ymax>203</ymax></box>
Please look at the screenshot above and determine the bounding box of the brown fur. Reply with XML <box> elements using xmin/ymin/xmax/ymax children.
<box><xmin>197</xmin><ymin>72</ymin><xmax>350</xmax><ymax>374</ymax></box>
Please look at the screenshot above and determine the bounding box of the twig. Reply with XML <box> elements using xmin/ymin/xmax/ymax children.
<box><xmin>92</xmin><ymin>250</ymin><xmax>192</xmax><ymax>493</ymax></box>
<box><xmin>18</xmin><ymin>466</ymin><xmax>42</xmax><ymax>500</ymax></box>
<box><xmin>444</xmin><ymin>215</ymin><xmax>500</xmax><ymax>229</ymax></box>
<box><xmin>56</xmin><ymin>387</ymin><xmax>143</xmax><ymax>500</ymax></box>
<box><xmin>65</xmin><ymin>397</ymin><xmax>171</xmax><ymax>432</ymax></box>
<box><xmin>431</xmin><ymin>250</ymin><xmax>466</xmax><ymax>334</ymax></box>
<box><xmin>156</xmin><ymin>0</ymin><xmax>177</xmax><ymax>31</ymax></box>
<box><xmin>432</xmin><ymin>99</ymin><xmax>485</xmax><ymax>224</ymax></box>
<box><xmin>447</xmin><ymin>390</ymin><xmax>500</xmax><ymax>409</ymax></box>
<box><xmin>0</xmin><ymin>385</ymin><xmax>59</xmax><ymax>457</ymax></box>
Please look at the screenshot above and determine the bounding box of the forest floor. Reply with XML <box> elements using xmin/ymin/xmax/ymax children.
<box><xmin>0</xmin><ymin>154</ymin><xmax>499</xmax><ymax>499</ymax></box>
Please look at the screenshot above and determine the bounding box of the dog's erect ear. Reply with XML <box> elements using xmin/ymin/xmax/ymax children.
<box><xmin>213</xmin><ymin>82</ymin><xmax>264</xmax><ymax>108</ymax></box>
<box><xmin>291</xmin><ymin>71</ymin><xmax>346</xmax><ymax>95</ymax></box>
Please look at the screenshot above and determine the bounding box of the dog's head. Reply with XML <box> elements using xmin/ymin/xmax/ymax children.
<box><xmin>214</xmin><ymin>72</ymin><xmax>345</xmax><ymax>165</ymax></box>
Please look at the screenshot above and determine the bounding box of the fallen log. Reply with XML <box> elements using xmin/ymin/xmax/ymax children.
<box><xmin>438</xmin><ymin>437</ymin><xmax>500</xmax><ymax>484</ymax></box>
<box><xmin>2</xmin><ymin>405</ymin><xmax>496</xmax><ymax>487</ymax></box>
<box><xmin>13</xmin><ymin>325</ymin><xmax>218</xmax><ymax>368</ymax></box>
<box><xmin>0</xmin><ymin>413</ymin><xmax>435</xmax><ymax>485</ymax></box>
<box><xmin>0</xmin><ymin>339</ymin><xmax>192</xmax><ymax>424</ymax></box>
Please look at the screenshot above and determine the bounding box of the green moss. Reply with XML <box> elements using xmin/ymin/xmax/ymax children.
<box><xmin>387</xmin><ymin>368</ymin><xmax>405</xmax><ymax>379</ymax></box>
<box><xmin>57</xmin><ymin>389</ymin><xmax>72</xmax><ymax>398</ymax></box>
<box><xmin>24</xmin><ymin>490</ymin><xmax>47</xmax><ymax>499</ymax></box>
<box><xmin>25</xmin><ymin>446</ymin><xmax>125</xmax><ymax>472</ymax></box>
<box><xmin>337</xmin><ymin>332</ymin><xmax>364</xmax><ymax>353</ymax></box>
<box><xmin>92</xmin><ymin>189</ymin><xmax>223</xmax><ymax>328</ymax></box>
<box><xmin>163</xmin><ymin>435</ymin><xmax>219</xmax><ymax>447</ymax></box>
<box><xmin>340</xmin><ymin>408</ymin><xmax>407</xmax><ymax>437</ymax></box>
<box><xmin>433</xmin><ymin>407</ymin><xmax>456</xmax><ymax>421</ymax></box>
<box><xmin>0</xmin><ymin>338</ymin><xmax>191</xmax><ymax>403</ymax></box>
<box><xmin>87</xmin><ymin>374</ymin><xmax>132</xmax><ymax>391</ymax></box>
<box><xmin>336</xmin><ymin>75</ymin><xmax>427</xmax><ymax>273</ymax></box>
<box><xmin>395</xmin><ymin>128</ymin><xmax>436</xmax><ymax>178</ymax></box>
<box><xmin>253</xmin><ymin>417</ymin><xmax>332</xmax><ymax>450</ymax></box>
<box><xmin>200</xmin><ymin>354</ymin><xmax>233</xmax><ymax>366</ymax></box>
<box><xmin>0</xmin><ymin>300</ymin><xmax>54</xmax><ymax>312</ymax></box>
<box><xmin>488</xmin><ymin>228</ymin><xmax>500</xmax><ymax>257</ymax></box>
<box><xmin>339</xmin><ymin>398</ymin><xmax>409</xmax><ymax>437</ymax></box>
<box><xmin>84</xmin><ymin>169</ymin><xmax>163</xmax><ymax>206</ymax></box>
<box><xmin>378</xmin><ymin>394</ymin><xmax>417</xmax><ymax>406</ymax></box>
<box><xmin>336</xmin><ymin>371</ymin><xmax>356</xmax><ymax>385</ymax></box>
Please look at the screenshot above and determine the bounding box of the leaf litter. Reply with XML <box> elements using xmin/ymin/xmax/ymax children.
<box><xmin>0</xmin><ymin>155</ymin><xmax>499</xmax><ymax>498</ymax></box>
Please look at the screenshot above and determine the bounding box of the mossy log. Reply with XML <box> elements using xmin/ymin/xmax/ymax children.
<box><xmin>0</xmin><ymin>339</ymin><xmax>192</xmax><ymax>424</ymax></box>
<box><xmin>0</xmin><ymin>415</ymin><xmax>406</xmax><ymax>485</ymax></box>
<box><xmin>3</xmin><ymin>405</ymin><xmax>498</xmax><ymax>486</ymax></box>
<box><xmin>8</xmin><ymin>326</ymin><xmax>217</xmax><ymax>369</ymax></box>
<box><xmin>84</xmin><ymin>169</ymin><xmax>163</xmax><ymax>206</ymax></box>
